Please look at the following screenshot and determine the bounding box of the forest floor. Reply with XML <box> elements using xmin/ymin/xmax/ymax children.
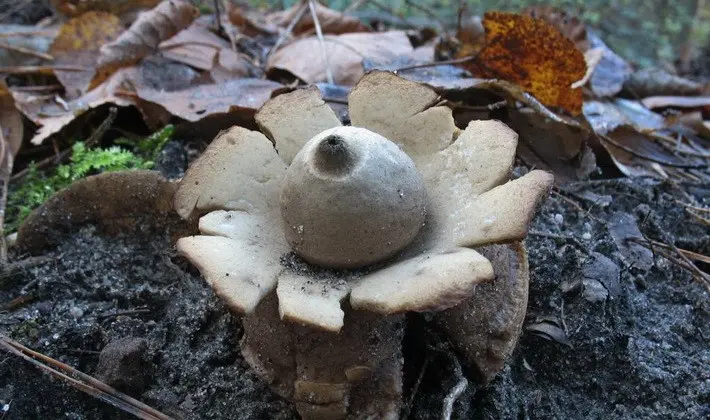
<box><xmin>1</xmin><ymin>167</ymin><xmax>708</xmax><ymax>420</ymax></box>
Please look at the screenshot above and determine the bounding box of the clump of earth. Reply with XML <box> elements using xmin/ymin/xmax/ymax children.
<box><xmin>1</xmin><ymin>170</ymin><xmax>708</xmax><ymax>419</ymax></box>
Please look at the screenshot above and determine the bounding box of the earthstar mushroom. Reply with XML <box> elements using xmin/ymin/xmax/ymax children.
<box><xmin>174</xmin><ymin>71</ymin><xmax>553</xmax><ymax>419</ymax></box>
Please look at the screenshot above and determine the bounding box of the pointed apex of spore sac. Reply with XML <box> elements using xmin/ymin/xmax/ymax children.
<box><xmin>312</xmin><ymin>134</ymin><xmax>358</xmax><ymax>177</ymax></box>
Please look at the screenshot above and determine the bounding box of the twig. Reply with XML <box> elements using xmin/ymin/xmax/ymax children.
<box><xmin>628</xmin><ymin>237</ymin><xmax>710</xmax><ymax>264</ymax></box>
<box><xmin>528</xmin><ymin>230</ymin><xmax>590</xmax><ymax>253</ymax></box>
<box><xmin>365</xmin><ymin>0</ymin><xmax>419</xmax><ymax>29</ymax></box>
<box><xmin>404</xmin><ymin>0</ymin><xmax>449</xmax><ymax>34</ymax></box>
<box><xmin>97</xmin><ymin>308</ymin><xmax>151</xmax><ymax>320</ymax></box>
<box><xmin>0</xmin><ymin>41</ymin><xmax>53</xmax><ymax>60</ymax></box>
<box><xmin>308</xmin><ymin>0</ymin><xmax>334</xmax><ymax>85</ymax></box>
<box><xmin>0</xmin><ymin>65</ymin><xmax>92</xmax><ymax>74</ymax></box>
<box><xmin>401</xmin><ymin>355</ymin><xmax>430</xmax><ymax>419</ymax></box>
<box><xmin>441</xmin><ymin>352</ymin><xmax>467</xmax><ymax>420</ymax></box>
<box><xmin>636</xmin><ymin>213</ymin><xmax>710</xmax><ymax>293</ymax></box>
<box><xmin>0</xmin><ymin>335</ymin><xmax>174</xmax><ymax>420</ymax></box>
<box><xmin>550</xmin><ymin>189</ymin><xmax>604</xmax><ymax>223</ymax></box>
<box><xmin>322</xmin><ymin>96</ymin><xmax>348</xmax><ymax>105</ymax></box>
<box><xmin>344</xmin><ymin>0</ymin><xmax>369</xmax><ymax>13</ymax></box>
<box><xmin>265</xmin><ymin>2</ymin><xmax>308</xmax><ymax>61</ymax></box>
<box><xmin>394</xmin><ymin>55</ymin><xmax>478</xmax><ymax>73</ymax></box>
<box><xmin>440</xmin><ymin>99</ymin><xmax>507</xmax><ymax>112</ymax></box>
<box><xmin>0</xmin><ymin>128</ymin><xmax>11</xmax><ymax>266</ymax></box>
<box><xmin>8</xmin><ymin>84</ymin><xmax>62</xmax><ymax>92</ymax></box>
<box><xmin>10</xmin><ymin>107</ymin><xmax>117</xmax><ymax>183</ymax></box>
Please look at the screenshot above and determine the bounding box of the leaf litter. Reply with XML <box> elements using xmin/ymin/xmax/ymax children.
<box><xmin>0</xmin><ymin>1</ymin><xmax>709</xmax><ymax>419</ymax></box>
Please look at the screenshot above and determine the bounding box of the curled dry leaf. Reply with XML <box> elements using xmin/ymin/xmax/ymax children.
<box><xmin>90</xmin><ymin>0</ymin><xmax>198</xmax><ymax>90</ymax></box>
<box><xmin>467</xmin><ymin>11</ymin><xmax>586</xmax><ymax>115</ymax></box>
<box><xmin>268</xmin><ymin>31</ymin><xmax>412</xmax><ymax>85</ymax></box>
<box><xmin>135</xmin><ymin>78</ymin><xmax>283</xmax><ymax>122</ymax></box>
<box><xmin>50</xmin><ymin>0</ymin><xmax>161</xmax><ymax>18</ymax></box>
<box><xmin>584</xmin><ymin>99</ymin><xmax>709</xmax><ymax>181</ymax></box>
<box><xmin>525</xmin><ymin>318</ymin><xmax>573</xmax><ymax>348</ymax></box>
<box><xmin>158</xmin><ymin>21</ymin><xmax>251</xmax><ymax>81</ymax></box>
<box><xmin>268</xmin><ymin>1</ymin><xmax>370</xmax><ymax>35</ymax></box>
<box><xmin>12</xmin><ymin>67</ymin><xmax>137</xmax><ymax>145</ymax></box>
<box><xmin>49</xmin><ymin>11</ymin><xmax>124</xmax><ymax>98</ymax></box>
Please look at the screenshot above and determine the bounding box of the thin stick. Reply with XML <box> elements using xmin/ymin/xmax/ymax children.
<box><xmin>628</xmin><ymin>237</ymin><xmax>710</xmax><ymax>264</ymax></box>
<box><xmin>308</xmin><ymin>0</ymin><xmax>334</xmax><ymax>84</ymax></box>
<box><xmin>404</xmin><ymin>0</ymin><xmax>448</xmax><ymax>34</ymax></box>
<box><xmin>10</xmin><ymin>107</ymin><xmax>117</xmax><ymax>183</ymax></box>
<box><xmin>0</xmin><ymin>128</ymin><xmax>11</xmax><ymax>266</ymax></box>
<box><xmin>0</xmin><ymin>335</ymin><xmax>174</xmax><ymax>420</ymax></box>
<box><xmin>401</xmin><ymin>355</ymin><xmax>430</xmax><ymax>420</ymax></box>
<box><xmin>344</xmin><ymin>0</ymin><xmax>369</xmax><ymax>13</ymax></box>
<box><xmin>265</xmin><ymin>2</ymin><xmax>308</xmax><ymax>61</ymax></box>
<box><xmin>8</xmin><ymin>84</ymin><xmax>62</xmax><ymax>92</ymax></box>
<box><xmin>97</xmin><ymin>308</ymin><xmax>151</xmax><ymax>320</ymax></box>
<box><xmin>0</xmin><ymin>41</ymin><xmax>53</xmax><ymax>60</ymax></box>
<box><xmin>394</xmin><ymin>55</ymin><xmax>477</xmax><ymax>73</ymax></box>
<box><xmin>0</xmin><ymin>65</ymin><xmax>91</xmax><ymax>74</ymax></box>
<box><xmin>366</xmin><ymin>0</ymin><xmax>419</xmax><ymax>29</ymax></box>
<box><xmin>441</xmin><ymin>354</ymin><xmax>467</xmax><ymax>420</ymax></box>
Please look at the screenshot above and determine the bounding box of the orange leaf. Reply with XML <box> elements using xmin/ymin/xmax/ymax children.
<box><xmin>467</xmin><ymin>11</ymin><xmax>586</xmax><ymax>115</ymax></box>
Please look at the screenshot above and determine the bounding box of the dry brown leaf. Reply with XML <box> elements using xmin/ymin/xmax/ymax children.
<box><xmin>228</xmin><ymin>4</ymin><xmax>280</xmax><ymax>37</ymax></box>
<box><xmin>89</xmin><ymin>0</ymin><xmax>198</xmax><ymax>90</ymax></box>
<box><xmin>599</xmin><ymin>126</ymin><xmax>708</xmax><ymax>179</ymax></box>
<box><xmin>49</xmin><ymin>11</ymin><xmax>124</xmax><ymax>98</ymax></box>
<box><xmin>1</xmin><ymin>80</ymin><xmax>24</xmax><ymax>241</ymax></box>
<box><xmin>584</xmin><ymin>100</ymin><xmax>709</xmax><ymax>181</ymax></box>
<box><xmin>51</xmin><ymin>0</ymin><xmax>162</xmax><ymax>17</ymax></box>
<box><xmin>467</xmin><ymin>11</ymin><xmax>586</xmax><ymax>115</ymax></box>
<box><xmin>135</xmin><ymin>78</ymin><xmax>283</xmax><ymax>122</ymax></box>
<box><xmin>268</xmin><ymin>31</ymin><xmax>412</xmax><ymax>85</ymax></box>
<box><xmin>12</xmin><ymin>68</ymin><xmax>137</xmax><ymax>145</ymax></box>
<box><xmin>0</xmin><ymin>80</ymin><xmax>23</xmax><ymax>160</ymax></box>
<box><xmin>269</xmin><ymin>1</ymin><xmax>370</xmax><ymax>35</ymax></box>
<box><xmin>158</xmin><ymin>21</ymin><xmax>251</xmax><ymax>80</ymax></box>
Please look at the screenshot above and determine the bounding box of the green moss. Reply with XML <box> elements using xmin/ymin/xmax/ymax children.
<box><xmin>7</xmin><ymin>125</ymin><xmax>174</xmax><ymax>233</ymax></box>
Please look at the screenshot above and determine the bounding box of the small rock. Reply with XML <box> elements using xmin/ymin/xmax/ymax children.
<box><xmin>95</xmin><ymin>337</ymin><xmax>150</xmax><ymax>394</ymax></box>
<box><xmin>554</xmin><ymin>213</ymin><xmax>564</xmax><ymax>224</ymax></box>
<box><xmin>69</xmin><ymin>306</ymin><xmax>83</xmax><ymax>319</ymax></box>
<box><xmin>582</xmin><ymin>232</ymin><xmax>592</xmax><ymax>241</ymax></box>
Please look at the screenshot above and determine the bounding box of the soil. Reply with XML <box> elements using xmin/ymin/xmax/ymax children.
<box><xmin>1</xmin><ymin>170</ymin><xmax>708</xmax><ymax>420</ymax></box>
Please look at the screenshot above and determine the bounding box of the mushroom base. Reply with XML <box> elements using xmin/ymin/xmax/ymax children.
<box><xmin>240</xmin><ymin>243</ymin><xmax>530</xmax><ymax>419</ymax></box>
<box><xmin>241</xmin><ymin>294</ymin><xmax>405</xmax><ymax>420</ymax></box>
